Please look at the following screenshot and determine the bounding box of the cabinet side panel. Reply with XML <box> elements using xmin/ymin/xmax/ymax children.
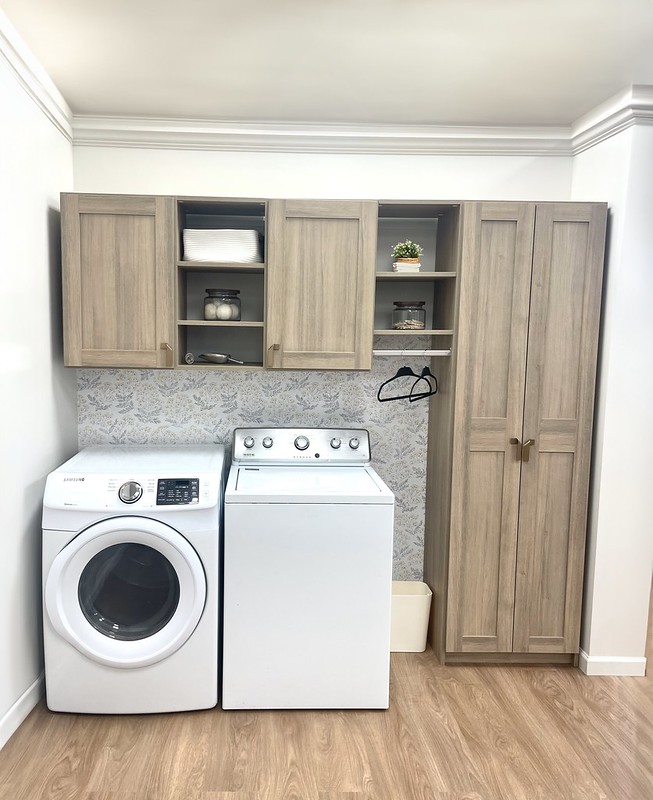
<box><xmin>61</xmin><ymin>193</ymin><xmax>82</xmax><ymax>366</ymax></box>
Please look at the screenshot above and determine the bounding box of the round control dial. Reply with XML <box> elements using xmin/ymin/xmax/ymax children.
<box><xmin>349</xmin><ymin>437</ymin><xmax>361</xmax><ymax>450</ymax></box>
<box><xmin>243</xmin><ymin>436</ymin><xmax>255</xmax><ymax>449</ymax></box>
<box><xmin>294</xmin><ymin>435</ymin><xmax>310</xmax><ymax>451</ymax></box>
<box><xmin>119</xmin><ymin>481</ymin><xmax>142</xmax><ymax>504</ymax></box>
<box><xmin>262</xmin><ymin>436</ymin><xmax>274</xmax><ymax>449</ymax></box>
<box><xmin>330</xmin><ymin>437</ymin><xmax>342</xmax><ymax>449</ymax></box>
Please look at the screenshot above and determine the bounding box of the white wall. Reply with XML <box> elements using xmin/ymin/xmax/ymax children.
<box><xmin>0</xmin><ymin>38</ymin><xmax>77</xmax><ymax>745</ymax></box>
<box><xmin>572</xmin><ymin>127</ymin><xmax>653</xmax><ymax>675</ymax></box>
<box><xmin>72</xmin><ymin>146</ymin><xmax>571</xmax><ymax>200</ymax></box>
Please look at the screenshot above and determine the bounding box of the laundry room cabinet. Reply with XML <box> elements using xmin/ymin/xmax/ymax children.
<box><xmin>424</xmin><ymin>201</ymin><xmax>607</xmax><ymax>663</ymax></box>
<box><xmin>266</xmin><ymin>200</ymin><xmax>378</xmax><ymax>369</ymax></box>
<box><xmin>61</xmin><ymin>193</ymin><xmax>176</xmax><ymax>368</ymax></box>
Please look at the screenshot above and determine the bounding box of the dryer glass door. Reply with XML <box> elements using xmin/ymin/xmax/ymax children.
<box><xmin>45</xmin><ymin>517</ymin><xmax>207</xmax><ymax>669</ymax></box>
<box><xmin>78</xmin><ymin>543</ymin><xmax>181</xmax><ymax>641</ymax></box>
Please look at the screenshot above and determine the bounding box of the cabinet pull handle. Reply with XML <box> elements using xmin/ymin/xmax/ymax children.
<box><xmin>267</xmin><ymin>343</ymin><xmax>281</xmax><ymax>367</ymax></box>
<box><xmin>160</xmin><ymin>342</ymin><xmax>173</xmax><ymax>367</ymax></box>
<box><xmin>509</xmin><ymin>437</ymin><xmax>522</xmax><ymax>461</ymax></box>
<box><xmin>522</xmin><ymin>438</ymin><xmax>536</xmax><ymax>463</ymax></box>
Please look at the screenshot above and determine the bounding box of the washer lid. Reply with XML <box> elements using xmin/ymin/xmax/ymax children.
<box><xmin>225</xmin><ymin>465</ymin><xmax>394</xmax><ymax>504</ymax></box>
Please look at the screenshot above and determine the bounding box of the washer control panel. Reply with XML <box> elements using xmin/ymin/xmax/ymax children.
<box><xmin>156</xmin><ymin>478</ymin><xmax>200</xmax><ymax>505</ymax></box>
<box><xmin>232</xmin><ymin>428</ymin><xmax>371</xmax><ymax>464</ymax></box>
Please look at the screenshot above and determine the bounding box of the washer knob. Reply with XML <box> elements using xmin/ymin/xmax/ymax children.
<box><xmin>349</xmin><ymin>437</ymin><xmax>361</xmax><ymax>450</ymax></box>
<box><xmin>330</xmin><ymin>437</ymin><xmax>342</xmax><ymax>449</ymax></box>
<box><xmin>294</xmin><ymin>435</ymin><xmax>310</xmax><ymax>451</ymax></box>
<box><xmin>119</xmin><ymin>481</ymin><xmax>142</xmax><ymax>504</ymax></box>
<box><xmin>243</xmin><ymin>436</ymin><xmax>255</xmax><ymax>449</ymax></box>
<box><xmin>262</xmin><ymin>436</ymin><xmax>274</xmax><ymax>448</ymax></box>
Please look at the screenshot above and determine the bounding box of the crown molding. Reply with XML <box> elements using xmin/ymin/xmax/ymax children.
<box><xmin>571</xmin><ymin>85</ymin><xmax>653</xmax><ymax>154</ymax></box>
<box><xmin>1</xmin><ymin>11</ymin><xmax>649</xmax><ymax>163</ymax></box>
<box><xmin>72</xmin><ymin>116</ymin><xmax>573</xmax><ymax>156</ymax></box>
<box><xmin>0</xmin><ymin>10</ymin><xmax>72</xmax><ymax>142</ymax></box>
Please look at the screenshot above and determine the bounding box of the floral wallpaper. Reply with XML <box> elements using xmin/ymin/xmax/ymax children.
<box><xmin>77</xmin><ymin>348</ymin><xmax>435</xmax><ymax>580</ymax></box>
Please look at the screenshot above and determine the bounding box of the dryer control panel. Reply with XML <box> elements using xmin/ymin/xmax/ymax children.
<box><xmin>156</xmin><ymin>478</ymin><xmax>200</xmax><ymax>505</ymax></box>
<box><xmin>232</xmin><ymin>428</ymin><xmax>371</xmax><ymax>465</ymax></box>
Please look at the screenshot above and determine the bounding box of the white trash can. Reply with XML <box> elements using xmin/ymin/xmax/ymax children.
<box><xmin>390</xmin><ymin>581</ymin><xmax>433</xmax><ymax>652</ymax></box>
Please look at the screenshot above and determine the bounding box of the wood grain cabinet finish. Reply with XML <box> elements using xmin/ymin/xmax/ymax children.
<box><xmin>266</xmin><ymin>200</ymin><xmax>378</xmax><ymax>370</ymax></box>
<box><xmin>61</xmin><ymin>194</ymin><xmax>175</xmax><ymax>368</ymax></box>
<box><xmin>438</xmin><ymin>201</ymin><xmax>607</xmax><ymax>660</ymax></box>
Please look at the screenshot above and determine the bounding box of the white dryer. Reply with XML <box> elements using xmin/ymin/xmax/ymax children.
<box><xmin>42</xmin><ymin>445</ymin><xmax>226</xmax><ymax>714</ymax></box>
<box><xmin>222</xmin><ymin>428</ymin><xmax>394</xmax><ymax>710</ymax></box>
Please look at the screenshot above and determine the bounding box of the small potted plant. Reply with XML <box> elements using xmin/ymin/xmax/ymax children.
<box><xmin>391</xmin><ymin>240</ymin><xmax>423</xmax><ymax>272</ymax></box>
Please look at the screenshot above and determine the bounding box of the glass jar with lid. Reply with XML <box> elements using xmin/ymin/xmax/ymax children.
<box><xmin>204</xmin><ymin>289</ymin><xmax>241</xmax><ymax>321</ymax></box>
<box><xmin>392</xmin><ymin>300</ymin><xmax>426</xmax><ymax>330</ymax></box>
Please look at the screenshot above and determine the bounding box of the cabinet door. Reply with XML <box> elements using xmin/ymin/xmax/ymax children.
<box><xmin>446</xmin><ymin>202</ymin><xmax>535</xmax><ymax>653</ymax></box>
<box><xmin>62</xmin><ymin>194</ymin><xmax>175</xmax><ymax>368</ymax></box>
<box><xmin>513</xmin><ymin>203</ymin><xmax>607</xmax><ymax>653</ymax></box>
<box><xmin>266</xmin><ymin>200</ymin><xmax>377</xmax><ymax>369</ymax></box>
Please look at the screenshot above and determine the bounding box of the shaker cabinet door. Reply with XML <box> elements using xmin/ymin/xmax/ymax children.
<box><xmin>266</xmin><ymin>200</ymin><xmax>377</xmax><ymax>370</ymax></box>
<box><xmin>62</xmin><ymin>194</ymin><xmax>175</xmax><ymax>368</ymax></box>
<box><xmin>513</xmin><ymin>203</ymin><xmax>607</xmax><ymax>653</ymax></box>
<box><xmin>446</xmin><ymin>202</ymin><xmax>535</xmax><ymax>653</ymax></box>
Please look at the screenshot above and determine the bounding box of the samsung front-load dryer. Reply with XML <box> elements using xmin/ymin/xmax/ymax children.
<box><xmin>42</xmin><ymin>445</ymin><xmax>226</xmax><ymax>714</ymax></box>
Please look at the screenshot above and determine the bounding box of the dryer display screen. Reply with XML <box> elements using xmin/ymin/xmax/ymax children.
<box><xmin>156</xmin><ymin>478</ymin><xmax>199</xmax><ymax>505</ymax></box>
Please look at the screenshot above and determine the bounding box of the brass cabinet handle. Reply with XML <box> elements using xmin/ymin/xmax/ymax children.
<box><xmin>160</xmin><ymin>342</ymin><xmax>173</xmax><ymax>368</ymax></box>
<box><xmin>267</xmin><ymin>342</ymin><xmax>281</xmax><ymax>368</ymax></box>
<box><xmin>509</xmin><ymin>437</ymin><xmax>522</xmax><ymax>461</ymax></box>
<box><xmin>522</xmin><ymin>438</ymin><xmax>536</xmax><ymax>463</ymax></box>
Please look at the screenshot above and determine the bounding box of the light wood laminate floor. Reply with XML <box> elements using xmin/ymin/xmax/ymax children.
<box><xmin>1</xmin><ymin>624</ymin><xmax>651</xmax><ymax>800</ymax></box>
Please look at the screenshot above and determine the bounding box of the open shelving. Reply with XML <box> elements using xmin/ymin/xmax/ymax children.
<box><xmin>175</xmin><ymin>198</ymin><xmax>267</xmax><ymax>368</ymax></box>
<box><xmin>373</xmin><ymin>203</ymin><xmax>460</xmax><ymax>355</ymax></box>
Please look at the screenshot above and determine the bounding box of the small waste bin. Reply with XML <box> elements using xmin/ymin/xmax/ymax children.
<box><xmin>390</xmin><ymin>581</ymin><xmax>433</xmax><ymax>652</ymax></box>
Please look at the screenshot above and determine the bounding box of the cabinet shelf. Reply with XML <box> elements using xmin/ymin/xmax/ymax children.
<box><xmin>374</xmin><ymin>329</ymin><xmax>454</xmax><ymax>336</ymax></box>
<box><xmin>375</xmin><ymin>271</ymin><xmax>456</xmax><ymax>280</ymax></box>
<box><xmin>177</xmin><ymin>261</ymin><xmax>265</xmax><ymax>272</ymax></box>
<box><xmin>178</xmin><ymin>320</ymin><xmax>264</xmax><ymax>327</ymax></box>
<box><xmin>177</xmin><ymin>363</ymin><xmax>265</xmax><ymax>371</ymax></box>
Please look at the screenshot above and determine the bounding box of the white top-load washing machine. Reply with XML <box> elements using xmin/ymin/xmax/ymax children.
<box><xmin>222</xmin><ymin>428</ymin><xmax>394</xmax><ymax>710</ymax></box>
<box><xmin>42</xmin><ymin>445</ymin><xmax>226</xmax><ymax>714</ymax></box>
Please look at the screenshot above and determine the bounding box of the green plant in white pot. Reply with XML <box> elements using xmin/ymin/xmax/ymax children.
<box><xmin>391</xmin><ymin>240</ymin><xmax>423</xmax><ymax>271</ymax></box>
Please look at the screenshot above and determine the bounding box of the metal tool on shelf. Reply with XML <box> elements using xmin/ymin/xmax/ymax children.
<box><xmin>184</xmin><ymin>352</ymin><xmax>244</xmax><ymax>365</ymax></box>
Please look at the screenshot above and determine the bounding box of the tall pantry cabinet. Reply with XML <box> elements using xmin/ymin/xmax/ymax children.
<box><xmin>424</xmin><ymin>201</ymin><xmax>607</xmax><ymax>663</ymax></box>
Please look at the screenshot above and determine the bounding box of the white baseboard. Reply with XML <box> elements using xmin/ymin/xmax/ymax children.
<box><xmin>579</xmin><ymin>649</ymin><xmax>647</xmax><ymax>677</ymax></box>
<box><xmin>0</xmin><ymin>672</ymin><xmax>44</xmax><ymax>751</ymax></box>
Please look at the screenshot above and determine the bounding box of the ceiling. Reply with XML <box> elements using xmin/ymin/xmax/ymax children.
<box><xmin>3</xmin><ymin>0</ymin><xmax>653</xmax><ymax>128</ymax></box>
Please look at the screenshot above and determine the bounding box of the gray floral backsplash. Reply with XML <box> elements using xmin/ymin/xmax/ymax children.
<box><xmin>77</xmin><ymin>356</ymin><xmax>432</xmax><ymax>580</ymax></box>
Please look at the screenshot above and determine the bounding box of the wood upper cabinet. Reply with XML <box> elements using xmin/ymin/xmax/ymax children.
<box><xmin>61</xmin><ymin>193</ymin><xmax>175</xmax><ymax>368</ymax></box>
<box><xmin>445</xmin><ymin>201</ymin><xmax>607</xmax><ymax>657</ymax></box>
<box><xmin>265</xmin><ymin>200</ymin><xmax>377</xmax><ymax>369</ymax></box>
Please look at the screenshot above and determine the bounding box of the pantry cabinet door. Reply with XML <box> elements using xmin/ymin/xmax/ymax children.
<box><xmin>446</xmin><ymin>202</ymin><xmax>535</xmax><ymax>653</ymax></box>
<box><xmin>513</xmin><ymin>203</ymin><xmax>607</xmax><ymax>653</ymax></box>
<box><xmin>62</xmin><ymin>194</ymin><xmax>175</xmax><ymax>368</ymax></box>
<box><xmin>266</xmin><ymin>200</ymin><xmax>377</xmax><ymax>370</ymax></box>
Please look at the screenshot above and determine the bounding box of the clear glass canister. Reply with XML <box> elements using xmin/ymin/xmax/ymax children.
<box><xmin>204</xmin><ymin>289</ymin><xmax>241</xmax><ymax>321</ymax></box>
<box><xmin>392</xmin><ymin>301</ymin><xmax>426</xmax><ymax>330</ymax></box>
